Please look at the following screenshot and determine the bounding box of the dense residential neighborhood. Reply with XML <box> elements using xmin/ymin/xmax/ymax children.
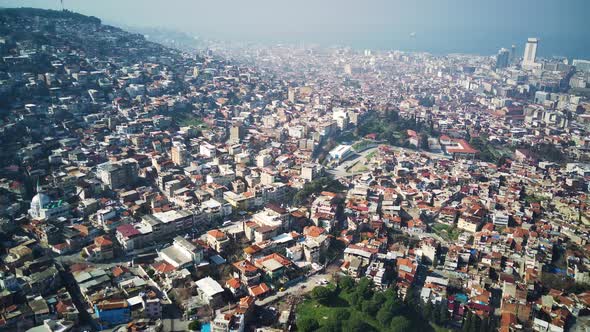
<box><xmin>0</xmin><ymin>7</ymin><xmax>589</xmax><ymax>332</ymax></box>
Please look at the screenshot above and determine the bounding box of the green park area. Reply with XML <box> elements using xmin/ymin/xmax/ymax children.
<box><xmin>431</xmin><ymin>223</ymin><xmax>462</xmax><ymax>241</ymax></box>
<box><xmin>292</xmin><ymin>177</ymin><xmax>346</xmax><ymax>205</ymax></box>
<box><xmin>170</xmin><ymin>110</ymin><xmax>206</xmax><ymax>128</ymax></box>
<box><xmin>352</xmin><ymin>139</ymin><xmax>376</xmax><ymax>152</ymax></box>
<box><xmin>296</xmin><ymin>277</ymin><xmax>451</xmax><ymax>332</ymax></box>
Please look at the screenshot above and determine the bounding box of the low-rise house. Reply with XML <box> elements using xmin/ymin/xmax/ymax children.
<box><xmin>158</xmin><ymin>236</ymin><xmax>203</xmax><ymax>269</ymax></box>
<box><xmin>83</xmin><ymin>235</ymin><xmax>114</xmax><ymax>262</ymax></box>
<box><xmin>206</xmin><ymin>229</ymin><xmax>230</xmax><ymax>252</ymax></box>
<box><xmin>254</xmin><ymin>253</ymin><xmax>292</xmax><ymax>282</ymax></box>
<box><xmin>195</xmin><ymin>277</ymin><xmax>225</xmax><ymax>308</ymax></box>
<box><xmin>232</xmin><ymin>260</ymin><xmax>262</xmax><ymax>286</ymax></box>
<box><xmin>93</xmin><ymin>299</ymin><xmax>131</xmax><ymax>330</ymax></box>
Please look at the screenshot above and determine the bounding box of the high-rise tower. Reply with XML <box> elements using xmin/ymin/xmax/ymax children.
<box><xmin>496</xmin><ymin>48</ymin><xmax>510</xmax><ymax>69</ymax></box>
<box><xmin>522</xmin><ymin>38</ymin><xmax>539</xmax><ymax>68</ymax></box>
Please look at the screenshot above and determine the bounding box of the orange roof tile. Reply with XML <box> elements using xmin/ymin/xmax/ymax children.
<box><xmin>207</xmin><ymin>229</ymin><xmax>227</xmax><ymax>239</ymax></box>
<box><xmin>249</xmin><ymin>283</ymin><xmax>270</xmax><ymax>297</ymax></box>
<box><xmin>226</xmin><ymin>278</ymin><xmax>241</xmax><ymax>289</ymax></box>
<box><xmin>153</xmin><ymin>261</ymin><xmax>176</xmax><ymax>273</ymax></box>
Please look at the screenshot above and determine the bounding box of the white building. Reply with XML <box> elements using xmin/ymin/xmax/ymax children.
<box><xmin>196</xmin><ymin>277</ymin><xmax>224</xmax><ymax>307</ymax></box>
<box><xmin>522</xmin><ymin>38</ymin><xmax>539</xmax><ymax>69</ymax></box>
<box><xmin>492</xmin><ymin>212</ymin><xmax>510</xmax><ymax>226</ymax></box>
<box><xmin>200</xmin><ymin>142</ymin><xmax>216</xmax><ymax>158</ymax></box>
<box><xmin>28</xmin><ymin>186</ymin><xmax>70</xmax><ymax>221</ymax></box>
<box><xmin>159</xmin><ymin>236</ymin><xmax>203</xmax><ymax>269</ymax></box>
<box><xmin>328</xmin><ymin>144</ymin><xmax>353</xmax><ymax>163</ymax></box>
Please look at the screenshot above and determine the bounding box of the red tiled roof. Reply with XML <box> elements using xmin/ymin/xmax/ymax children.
<box><xmin>255</xmin><ymin>253</ymin><xmax>292</xmax><ymax>268</ymax></box>
<box><xmin>304</xmin><ymin>225</ymin><xmax>326</xmax><ymax>238</ymax></box>
<box><xmin>239</xmin><ymin>295</ymin><xmax>255</xmax><ymax>308</ymax></box>
<box><xmin>446</xmin><ymin>139</ymin><xmax>479</xmax><ymax>154</ymax></box>
<box><xmin>207</xmin><ymin>229</ymin><xmax>227</xmax><ymax>239</ymax></box>
<box><xmin>95</xmin><ymin>235</ymin><xmax>113</xmax><ymax>247</ymax></box>
<box><xmin>152</xmin><ymin>261</ymin><xmax>175</xmax><ymax>273</ymax></box>
<box><xmin>233</xmin><ymin>260</ymin><xmax>259</xmax><ymax>273</ymax></box>
<box><xmin>249</xmin><ymin>283</ymin><xmax>270</xmax><ymax>297</ymax></box>
<box><xmin>71</xmin><ymin>224</ymin><xmax>89</xmax><ymax>236</ymax></box>
<box><xmin>112</xmin><ymin>265</ymin><xmax>129</xmax><ymax>278</ymax></box>
<box><xmin>226</xmin><ymin>278</ymin><xmax>241</xmax><ymax>289</ymax></box>
<box><xmin>117</xmin><ymin>224</ymin><xmax>141</xmax><ymax>238</ymax></box>
<box><xmin>97</xmin><ymin>300</ymin><xmax>128</xmax><ymax>310</ymax></box>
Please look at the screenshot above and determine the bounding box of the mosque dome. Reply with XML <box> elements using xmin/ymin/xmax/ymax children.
<box><xmin>31</xmin><ymin>192</ymin><xmax>51</xmax><ymax>211</ymax></box>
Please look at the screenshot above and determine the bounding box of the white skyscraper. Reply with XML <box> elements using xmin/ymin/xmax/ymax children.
<box><xmin>522</xmin><ymin>38</ymin><xmax>539</xmax><ymax>68</ymax></box>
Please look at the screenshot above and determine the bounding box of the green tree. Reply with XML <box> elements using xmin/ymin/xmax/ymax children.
<box><xmin>319</xmin><ymin>318</ymin><xmax>342</xmax><ymax>332</ymax></box>
<box><xmin>344</xmin><ymin>318</ymin><xmax>374</xmax><ymax>332</ymax></box>
<box><xmin>381</xmin><ymin>298</ymin><xmax>403</xmax><ymax>319</ymax></box>
<box><xmin>421</xmin><ymin>134</ymin><xmax>430</xmax><ymax>151</ymax></box>
<box><xmin>297</xmin><ymin>317</ymin><xmax>320</xmax><ymax>332</ymax></box>
<box><xmin>372</xmin><ymin>292</ymin><xmax>386</xmax><ymax>306</ymax></box>
<box><xmin>377</xmin><ymin>306</ymin><xmax>394</xmax><ymax>326</ymax></box>
<box><xmin>405</xmin><ymin>285</ymin><xmax>420</xmax><ymax>307</ymax></box>
<box><xmin>332</xmin><ymin>308</ymin><xmax>351</xmax><ymax>321</ymax></box>
<box><xmin>435</xmin><ymin>302</ymin><xmax>448</xmax><ymax>325</ymax></box>
<box><xmin>357</xmin><ymin>277</ymin><xmax>374</xmax><ymax>299</ymax></box>
<box><xmin>188</xmin><ymin>320</ymin><xmax>201</xmax><ymax>331</ymax></box>
<box><xmin>481</xmin><ymin>316</ymin><xmax>489</xmax><ymax>332</ymax></box>
<box><xmin>361</xmin><ymin>300</ymin><xmax>379</xmax><ymax>316</ymax></box>
<box><xmin>349</xmin><ymin>292</ymin><xmax>362</xmax><ymax>309</ymax></box>
<box><xmin>383</xmin><ymin>286</ymin><xmax>398</xmax><ymax>301</ymax></box>
<box><xmin>462</xmin><ymin>312</ymin><xmax>473</xmax><ymax>332</ymax></box>
<box><xmin>311</xmin><ymin>286</ymin><xmax>332</xmax><ymax>304</ymax></box>
<box><xmin>339</xmin><ymin>276</ymin><xmax>355</xmax><ymax>291</ymax></box>
<box><xmin>422</xmin><ymin>301</ymin><xmax>434</xmax><ymax>321</ymax></box>
<box><xmin>389</xmin><ymin>316</ymin><xmax>411</xmax><ymax>332</ymax></box>
<box><xmin>463</xmin><ymin>311</ymin><xmax>480</xmax><ymax>332</ymax></box>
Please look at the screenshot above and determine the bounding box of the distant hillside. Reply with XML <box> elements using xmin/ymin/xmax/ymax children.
<box><xmin>0</xmin><ymin>7</ymin><xmax>197</xmax><ymax>73</ymax></box>
<box><xmin>0</xmin><ymin>7</ymin><xmax>205</xmax><ymax>112</ymax></box>
<box><xmin>0</xmin><ymin>7</ymin><xmax>101</xmax><ymax>26</ymax></box>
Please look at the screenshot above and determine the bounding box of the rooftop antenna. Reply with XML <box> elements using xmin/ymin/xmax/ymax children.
<box><xmin>60</xmin><ymin>0</ymin><xmax>65</xmax><ymax>11</ymax></box>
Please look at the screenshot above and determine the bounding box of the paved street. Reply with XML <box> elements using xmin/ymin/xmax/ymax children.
<box><xmin>327</xmin><ymin>145</ymin><xmax>450</xmax><ymax>179</ymax></box>
<box><xmin>256</xmin><ymin>263</ymin><xmax>340</xmax><ymax>306</ymax></box>
<box><xmin>327</xmin><ymin>147</ymin><xmax>379</xmax><ymax>178</ymax></box>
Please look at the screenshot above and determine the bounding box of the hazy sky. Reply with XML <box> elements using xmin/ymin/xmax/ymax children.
<box><xmin>2</xmin><ymin>0</ymin><xmax>589</xmax><ymax>58</ymax></box>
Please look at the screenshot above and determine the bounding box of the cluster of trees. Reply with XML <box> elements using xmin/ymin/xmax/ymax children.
<box><xmin>528</xmin><ymin>142</ymin><xmax>566</xmax><ymax>163</ymax></box>
<box><xmin>188</xmin><ymin>320</ymin><xmax>201</xmax><ymax>331</ymax></box>
<box><xmin>298</xmin><ymin>276</ymin><xmax>506</xmax><ymax>332</ymax></box>
<box><xmin>470</xmin><ymin>136</ymin><xmax>568</xmax><ymax>165</ymax></box>
<box><xmin>352</xmin><ymin>139</ymin><xmax>376</xmax><ymax>152</ymax></box>
<box><xmin>343</xmin><ymin>78</ymin><xmax>361</xmax><ymax>89</ymax></box>
<box><xmin>420</xmin><ymin>298</ymin><xmax>450</xmax><ymax>327</ymax></box>
<box><xmin>357</xmin><ymin>110</ymin><xmax>438</xmax><ymax>148</ymax></box>
<box><xmin>292</xmin><ymin>177</ymin><xmax>345</xmax><ymax>205</ymax></box>
<box><xmin>461</xmin><ymin>311</ymin><xmax>498</xmax><ymax>332</ymax></box>
<box><xmin>469</xmin><ymin>137</ymin><xmax>501</xmax><ymax>163</ymax></box>
<box><xmin>297</xmin><ymin>277</ymin><xmax>431</xmax><ymax>332</ymax></box>
<box><xmin>419</xmin><ymin>96</ymin><xmax>436</xmax><ymax>107</ymax></box>
<box><xmin>541</xmin><ymin>272</ymin><xmax>590</xmax><ymax>294</ymax></box>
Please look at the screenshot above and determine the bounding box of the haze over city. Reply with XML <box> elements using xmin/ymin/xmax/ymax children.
<box><xmin>2</xmin><ymin>0</ymin><xmax>590</xmax><ymax>57</ymax></box>
<box><xmin>0</xmin><ymin>2</ymin><xmax>589</xmax><ymax>332</ymax></box>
